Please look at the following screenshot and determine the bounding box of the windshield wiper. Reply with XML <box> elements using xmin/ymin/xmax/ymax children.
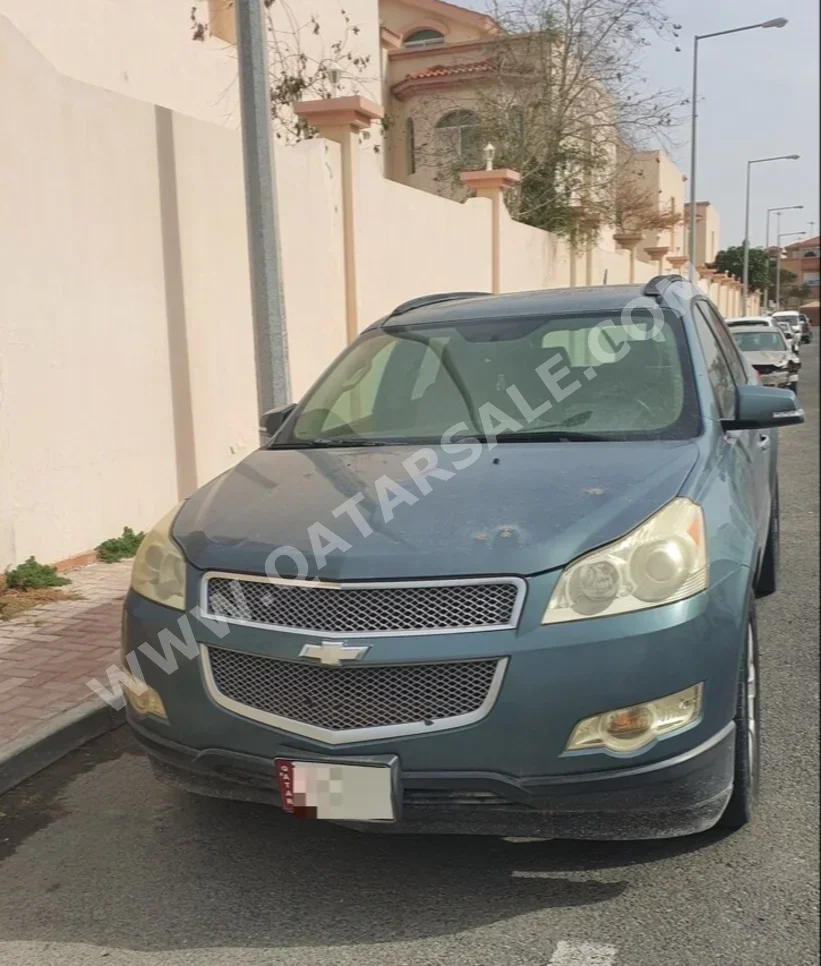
<box><xmin>268</xmin><ymin>437</ymin><xmax>391</xmax><ymax>449</ymax></box>
<box><xmin>491</xmin><ymin>431</ymin><xmax>616</xmax><ymax>443</ymax></box>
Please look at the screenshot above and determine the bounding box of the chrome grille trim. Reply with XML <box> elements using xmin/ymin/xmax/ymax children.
<box><xmin>200</xmin><ymin>645</ymin><xmax>508</xmax><ymax>745</ymax></box>
<box><xmin>200</xmin><ymin>572</ymin><xmax>526</xmax><ymax>638</ymax></box>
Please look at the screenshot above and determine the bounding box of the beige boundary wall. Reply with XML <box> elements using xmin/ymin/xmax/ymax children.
<box><xmin>0</xmin><ymin>18</ymin><xmax>747</xmax><ymax>569</ymax></box>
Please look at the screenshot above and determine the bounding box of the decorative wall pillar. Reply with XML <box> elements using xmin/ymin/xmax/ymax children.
<box><xmin>293</xmin><ymin>96</ymin><xmax>383</xmax><ymax>342</ymax></box>
<box><xmin>645</xmin><ymin>246</ymin><xmax>670</xmax><ymax>275</ymax></box>
<box><xmin>667</xmin><ymin>255</ymin><xmax>688</xmax><ymax>277</ymax></box>
<box><xmin>613</xmin><ymin>232</ymin><xmax>644</xmax><ymax>284</ymax></box>
<box><xmin>698</xmin><ymin>266</ymin><xmax>717</xmax><ymax>303</ymax></box>
<box><xmin>460</xmin><ymin>168</ymin><xmax>521</xmax><ymax>294</ymax></box>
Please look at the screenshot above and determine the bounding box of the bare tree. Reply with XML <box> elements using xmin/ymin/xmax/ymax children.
<box><xmin>425</xmin><ymin>0</ymin><xmax>686</xmax><ymax>240</ymax></box>
<box><xmin>190</xmin><ymin>0</ymin><xmax>372</xmax><ymax>143</ymax></box>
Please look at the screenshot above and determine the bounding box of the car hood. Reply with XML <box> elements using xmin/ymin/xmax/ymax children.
<box><xmin>745</xmin><ymin>350</ymin><xmax>789</xmax><ymax>366</ymax></box>
<box><xmin>173</xmin><ymin>441</ymin><xmax>701</xmax><ymax>580</ymax></box>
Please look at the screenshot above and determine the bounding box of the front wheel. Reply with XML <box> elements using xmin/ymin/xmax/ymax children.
<box><xmin>718</xmin><ymin>605</ymin><xmax>761</xmax><ymax>830</ymax></box>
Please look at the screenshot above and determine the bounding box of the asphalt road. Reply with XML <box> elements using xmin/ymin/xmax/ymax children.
<box><xmin>1</xmin><ymin>344</ymin><xmax>818</xmax><ymax>966</ymax></box>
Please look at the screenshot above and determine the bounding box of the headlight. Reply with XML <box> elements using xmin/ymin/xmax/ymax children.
<box><xmin>566</xmin><ymin>684</ymin><xmax>703</xmax><ymax>754</ymax></box>
<box><xmin>130</xmin><ymin>503</ymin><xmax>186</xmax><ymax>609</ymax></box>
<box><xmin>543</xmin><ymin>498</ymin><xmax>707</xmax><ymax>624</ymax></box>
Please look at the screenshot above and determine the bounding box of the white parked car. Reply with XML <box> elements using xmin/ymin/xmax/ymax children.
<box><xmin>771</xmin><ymin>310</ymin><xmax>803</xmax><ymax>339</ymax></box>
<box><xmin>730</xmin><ymin>325</ymin><xmax>799</xmax><ymax>390</ymax></box>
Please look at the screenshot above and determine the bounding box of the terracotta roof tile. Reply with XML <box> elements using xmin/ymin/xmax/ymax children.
<box><xmin>404</xmin><ymin>60</ymin><xmax>493</xmax><ymax>81</ymax></box>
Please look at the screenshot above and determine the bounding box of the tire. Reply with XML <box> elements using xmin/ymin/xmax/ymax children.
<box><xmin>718</xmin><ymin>604</ymin><xmax>760</xmax><ymax>830</ymax></box>
<box><xmin>755</xmin><ymin>480</ymin><xmax>779</xmax><ymax>597</ymax></box>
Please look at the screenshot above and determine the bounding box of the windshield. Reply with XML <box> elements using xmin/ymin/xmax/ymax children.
<box><xmin>732</xmin><ymin>331</ymin><xmax>787</xmax><ymax>352</ymax></box>
<box><xmin>275</xmin><ymin>310</ymin><xmax>701</xmax><ymax>446</ymax></box>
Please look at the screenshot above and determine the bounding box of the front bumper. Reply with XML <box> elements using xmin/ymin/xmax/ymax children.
<box><xmin>130</xmin><ymin>716</ymin><xmax>735</xmax><ymax>839</ymax></box>
<box><xmin>122</xmin><ymin>565</ymin><xmax>751</xmax><ymax>840</ymax></box>
<box><xmin>758</xmin><ymin>371</ymin><xmax>792</xmax><ymax>387</ymax></box>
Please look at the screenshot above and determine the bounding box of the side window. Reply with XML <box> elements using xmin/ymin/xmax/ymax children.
<box><xmin>692</xmin><ymin>308</ymin><xmax>736</xmax><ymax>418</ymax></box>
<box><xmin>697</xmin><ymin>302</ymin><xmax>748</xmax><ymax>384</ymax></box>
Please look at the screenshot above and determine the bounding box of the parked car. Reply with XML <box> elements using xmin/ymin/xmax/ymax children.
<box><xmin>772</xmin><ymin>318</ymin><xmax>803</xmax><ymax>364</ymax></box>
<box><xmin>725</xmin><ymin>315</ymin><xmax>777</xmax><ymax>328</ymax></box>
<box><xmin>771</xmin><ymin>310</ymin><xmax>804</xmax><ymax>341</ymax></box>
<box><xmin>730</xmin><ymin>325</ymin><xmax>798</xmax><ymax>390</ymax></box>
<box><xmin>122</xmin><ymin>277</ymin><xmax>803</xmax><ymax>841</ymax></box>
<box><xmin>797</xmin><ymin>313</ymin><xmax>813</xmax><ymax>344</ymax></box>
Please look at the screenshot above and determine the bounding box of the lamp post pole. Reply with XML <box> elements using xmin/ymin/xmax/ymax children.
<box><xmin>688</xmin><ymin>17</ymin><xmax>788</xmax><ymax>281</ymax></box>
<box><xmin>235</xmin><ymin>0</ymin><xmax>290</xmax><ymax>414</ymax></box>
<box><xmin>742</xmin><ymin>154</ymin><xmax>800</xmax><ymax>306</ymax></box>
<box><xmin>763</xmin><ymin>204</ymin><xmax>803</xmax><ymax>309</ymax></box>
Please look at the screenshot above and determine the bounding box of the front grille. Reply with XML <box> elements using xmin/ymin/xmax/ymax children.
<box><xmin>203</xmin><ymin>574</ymin><xmax>523</xmax><ymax>636</ymax></box>
<box><xmin>205</xmin><ymin>644</ymin><xmax>500</xmax><ymax>732</ymax></box>
<box><xmin>754</xmin><ymin>365</ymin><xmax>775</xmax><ymax>375</ymax></box>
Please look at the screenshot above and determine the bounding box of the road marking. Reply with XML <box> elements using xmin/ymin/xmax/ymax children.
<box><xmin>584</xmin><ymin>367</ymin><xmax>597</xmax><ymax>380</ymax></box>
<box><xmin>547</xmin><ymin>941</ymin><xmax>617</xmax><ymax>966</ymax></box>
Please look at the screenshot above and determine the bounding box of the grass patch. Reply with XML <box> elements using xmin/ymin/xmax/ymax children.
<box><xmin>0</xmin><ymin>573</ymin><xmax>80</xmax><ymax>621</ymax></box>
<box><xmin>5</xmin><ymin>557</ymin><xmax>71</xmax><ymax>591</ymax></box>
<box><xmin>96</xmin><ymin>527</ymin><xmax>145</xmax><ymax>563</ymax></box>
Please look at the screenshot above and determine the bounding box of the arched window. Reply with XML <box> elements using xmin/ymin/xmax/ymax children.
<box><xmin>434</xmin><ymin>109</ymin><xmax>481</xmax><ymax>166</ymax></box>
<box><xmin>405</xmin><ymin>118</ymin><xmax>416</xmax><ymax>175</ymax></box>
<box><xmin>403</xmin><ymin>28</ymin><xmax>445</xmax><ymax>49</ymax></box>
<box><xmin>803</xmin><ymin>250</ymin><xmax>818</xmax><ymax>258</ymax></box>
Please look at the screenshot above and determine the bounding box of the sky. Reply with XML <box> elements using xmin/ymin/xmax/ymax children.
<box><xmin>463</xmin><ymin>0</ymin><xmax>820</xmax><ymax>249</ymax></box>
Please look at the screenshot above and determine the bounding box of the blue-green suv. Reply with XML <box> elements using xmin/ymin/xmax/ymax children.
<box><xmin>121</xmin><ymin>276</ymin><xmax>803</xmax><ymax>839</ymax></box>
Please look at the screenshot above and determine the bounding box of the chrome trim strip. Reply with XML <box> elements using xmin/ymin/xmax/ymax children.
<box><xmin>200</xmin><ymin>645</ymin><xmax>509</xmax><ymax>746</ymax></box>
<box><xmin>200</xmin><ymin>572</ymin><xmax>527</xmax><ymax>638</ymax></box>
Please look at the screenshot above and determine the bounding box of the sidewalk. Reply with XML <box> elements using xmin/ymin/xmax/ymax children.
<box><xmin>0</xmin><ymin>560</ymin><xmax>131</xmax><ymax>791</ymax></box>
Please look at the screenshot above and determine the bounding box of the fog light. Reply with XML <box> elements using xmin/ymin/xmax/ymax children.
<box><xmin>566</xmin><ymin>684</ymin><xmax>702</xmax><ymax>754</ymax></box>
<box><xmin>121</xmin><ymin>673</ymin><xmax>168</xmax><ymax>720</ymax></box>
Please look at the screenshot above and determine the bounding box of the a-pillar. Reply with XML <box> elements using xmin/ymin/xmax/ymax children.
<box><xmin>645</xmin><ymin>246</ymin><xmax>670</xmax><ymax>275</ymax></box>
<box><xmin>613</xmin><ymin>232</ymin><xmax>644</xmax><ymax>284</ymax></box>
<box><xmin>460</xmin><ymin>168</ymin><xmax>521</xmax><ymax>293</ymax></box>
<box><xmin>293</xmin><ymin>96</ymin><xmax>383</xmax><ymax>342</ymax></box>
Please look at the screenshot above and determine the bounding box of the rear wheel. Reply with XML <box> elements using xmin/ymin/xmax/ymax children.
<box><xmin>755</xmin><ymin>480</ymin><xmax>779</xmax><ymax>597</ymax></box>
<box><xmin>718</xmin><ymin>606</ymin><xmax>760</xmax><ymax>829</ymax></box>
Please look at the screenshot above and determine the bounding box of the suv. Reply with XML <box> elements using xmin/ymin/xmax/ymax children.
<box><xmin>122</xmin><ymin>277</ymin><xmax>803</xmax><ymax>840</ymax></box>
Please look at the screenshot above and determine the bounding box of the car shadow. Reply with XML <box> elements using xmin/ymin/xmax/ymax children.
<box><xmin>0</xmin><ymin>730</ymin><xmax>729</xmax><ymax>953</ymax></box>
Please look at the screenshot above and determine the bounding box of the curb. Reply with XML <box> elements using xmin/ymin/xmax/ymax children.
<box><xmin>0</xmin><ymin>697</ymin><xmax>125</xmax><ymax>796</ymax></box>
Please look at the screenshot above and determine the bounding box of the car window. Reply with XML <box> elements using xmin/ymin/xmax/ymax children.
<box><xmin>732</xmin><ymin>332</ymin><xmax>788</xmax><ymax>352</ymax></box>
<box><xmin>692</xmin><ymin>308</ymin><xmax>737</xmax><ymax>419</ymax></box>
<box><xmin>696</xmin><ymin>302</ymin><xmax>748</xmax><ymax>384</ymax></box>
<box><xmin>281</xmin><ymin>310</ymin><xmax>701</xmax><ymax>444</ymax></box>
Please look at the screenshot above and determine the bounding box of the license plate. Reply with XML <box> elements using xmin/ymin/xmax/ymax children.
<box><xmin>275</xmin><ymin>759</ymin><xmax>396</xmax><ymax>822</ymax></box>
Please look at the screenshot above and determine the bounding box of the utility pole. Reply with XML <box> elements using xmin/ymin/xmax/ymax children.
<box><xmin>235</xmin><ymin>0</ymin><xmax>290</xmax><ymax>413</ymax></box>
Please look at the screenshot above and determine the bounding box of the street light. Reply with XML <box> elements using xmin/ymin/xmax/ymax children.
<box><xmin>688</xmin><ymin>16</ymin><xmax>789</xmax><ymax>280</ymax></box>
<box><xmin>743</xmin><ymin>155</ymin><xmax>800</xmax><ymax>304</ymax></box>
<box><xmin>774</xmin><ymin>224</ymin><xmax>806</xmax><ymax>309</ymax></box>
<box><xmin>763</xmin><ymin>204</ymin><xmax>803</xmax><ymax>308</ymax></box>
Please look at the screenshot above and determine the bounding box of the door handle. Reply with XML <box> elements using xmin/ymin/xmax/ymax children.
<box><xmin>758</xmin><ymin>433</ymin><xmax>770</xmax><ymax>449</ymax></box>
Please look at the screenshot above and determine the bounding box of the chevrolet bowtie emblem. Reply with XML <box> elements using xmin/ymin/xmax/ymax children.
<box><xmin>299</xmin><ymin>641</ymin><xmax>369</xmax><ymax>666</ymax></box>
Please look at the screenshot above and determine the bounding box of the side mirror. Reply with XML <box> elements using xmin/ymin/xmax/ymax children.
<box><xmin>259</xmin><ymin>403</ymin><xmax>296</xmax><ymax>446</ymax></box>
<box><xmin>722</xmin><ymin>386</ymin><xmax>804</xmax><ymax>431</ymax></box>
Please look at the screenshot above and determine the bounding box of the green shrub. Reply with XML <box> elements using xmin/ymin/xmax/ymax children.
<box><xmin>96</xmin><ymin>527</ymin><xmax>145</xmax><ymax>563</ymax></box>
<box><xmin>5</xmin><ymin>557</ymin><xmax>71</xmax><ymax>591</ymax></box>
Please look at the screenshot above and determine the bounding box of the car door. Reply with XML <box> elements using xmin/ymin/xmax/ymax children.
<box><xmin>693</xmin><ymin>301</ymin><xmax>773</xmax><ymax>551</ymax></box>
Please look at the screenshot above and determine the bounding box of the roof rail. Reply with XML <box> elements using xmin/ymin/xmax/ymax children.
<box><xmin>642</xmin><ymin>274</ymin><xmax>688</xmax><ymax>297</ymax></box>
<box><xmin>387</xmin><ymin>291</ymin><xmax>491</xmax><ymax>319</ymax></box>
<box><xmin>642</xmin><ymin>274</ymin><xmax>689</xmax><ymax>298</ymax></box>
